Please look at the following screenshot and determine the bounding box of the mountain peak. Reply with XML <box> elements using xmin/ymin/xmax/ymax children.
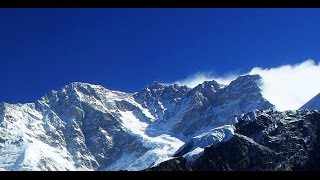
<box><xmin>234</xmin><ymin>74</ymin><xmax>261</xmax><ymax>83</ymax></box>
<box><xmin>0</xmin><ymin>102</ymin><xmax>15</xmax><ymax>110</ymax></box>
<box><xmin>0</xmin><ymin>74</ymin><xmax>277</xmax><ymax>171</ymax></box>
<box><xmin>227</xmin><ymin>74</ymin><xmax>262</xmax><ymax>90</ymax></box>
<box><xmin>141</xmin><ymin>81</ymin><xmax>190</xmax><ymax>94</ymax></box>
<box><xmin>63</xmin><ymin>82</ymin><xmax>113</xmax><ymax>96</ymax></box>
<box><xmin>300</xmin><ymin>92</ymin><xmax>320</xmax><ymax>110</ymax></box>
<box><xmin>64</xmin><ymin>82</ymin><xmax>103</xmax><ymax>90</ymax></box>
<box><xmin>193</xmin><ymin>80</ymin><xmax>224</xmax><ymax>92</ymax></box>
<box><xmin>147</xmin><ymin>81</ymin><xmax>167</xmax><ymax>89</ymax></box>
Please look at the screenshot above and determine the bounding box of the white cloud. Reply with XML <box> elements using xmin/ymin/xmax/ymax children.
<box><xmin>170</xmin><ymin>59</ymin><xmax>320</xmax><ymax>111</ymax></box>
<box><xmin>249</xmin><ymin>59</ymin><xmax>320</xmax><ymax>111</ymax></box>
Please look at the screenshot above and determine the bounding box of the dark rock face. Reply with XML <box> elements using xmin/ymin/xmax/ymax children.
<box><xmin>193</xmin><ymin>134</ymin><xmax>287</xmax><ymax>171</ymax></box>
<box><xmin>149</xmin><ymin>109</ymin><xmax>320</xmax><ymax>171</ymax></box>
<box><xmin>146</xmin><ymin>75</ymin><xmax>274</xmax><ymax>137</ymax></box>
<box><xmin>0</xmin><ymin>75</ymin><xmax>275</xmax><ymax>170</ymax></box>
<box><xmin>147</xmin><ymin>157</ymin><xmax>193</xmax><ymax>171</ymax></box>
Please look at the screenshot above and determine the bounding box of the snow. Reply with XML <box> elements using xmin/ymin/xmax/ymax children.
<box><xmin>158</xmin><ymin>101</ymin><xmax>166</xmax><ymax>111</ymax></box>
<box><xmin>119</xmin><ymin>111</ymin><xmax>148</xmax><ymax>135</ymax></box>
<box><xmin>131</xmin><ymin>101</ymin><xmax>155</xmax><ymax>121</ymax></box>
<box><xmin>109</xmin><ymin>110</ymin><xmax>184</xmax><ymax>170</ymax></box>
<box><xmin>100</xmin><ymin>128</ymin><xmax>112</xmax><ymax>142</ymax></box>
<box><xmin>106</xmin><ymin>134</ymin><xmax>183</xmax><ymax>171</ymax></box>
<box><xmin>106</xmin><ymin>152</ymin><xmax>140</xmax><ymax>171</ymax></box>
<box><xmin>0</xmin><ymin>103</ymin><xmax>79</xmax><ymax>171</ymax></box>
<box><xmin>178</xmin><ymin>125</ymin><xmax>235</xmax><ymax>162</ymax></box>
<box><xmin>198</xmin><ymin>125</ymin><xmax>234</xmax><ymax>141</ymax></box>
<box><xmin>20</xmin><ymin>140</ymin><xmax>76</xmax><ymax>171</ymax></box>
<box><xmin>183</xmin><ymin>147</ymin><xmax>204</xmax><ymax>163</ymax></box>
<box><xmin>57</xmin><ymin>83</ymin><xmax>185</xmax><ymax>171</ymax></box>
<box><xmin>72</xmin><ymin>83</ymin><xmax>155</xmax><ymax>122</ymax></box>
<box><xmin>0</xmin><ymin>76</ymin><xmax>273</xmax><ymax>171</ymax></box>
<box><xmin>0</xmin><ymin>140</ymin><xmax>25</xmax><ymax>169</ymax></box>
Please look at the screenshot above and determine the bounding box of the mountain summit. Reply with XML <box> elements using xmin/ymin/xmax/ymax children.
<box><xmin>300</xmin><ymin>93</ymin><xmax>320</xmax><ymax>110</ymax></box>
<box><xmin>0</xmin><ymin>75</ymin><xmax>274</xmax><ymax>171</ymax></box>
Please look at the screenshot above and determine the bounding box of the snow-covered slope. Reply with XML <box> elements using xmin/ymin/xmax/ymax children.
<box><xmin>173</xmin><ymin>125</ymin><xmax>235</xmax><ymax>162</ymax></box>
<box><xmin>0</xmin><ymin>83</ymin><xmax>184</xmax><ymax>171</ymax></box>
<box><xmin>138</xmin><ymin>75</ymin><xmax>274</xmax><ymax>137</ymax></box>
<box><xmin>0</xmin><ymin>75</ymin><xmax>274</xmax><ymax>171</ymax></box>
<box><xmin>300</xmin><ymin>93</ymin><xmax>320</xmax><ymax>110</ymax></box>
<box><xmin>150</xmin><ymin>109</ymin><xmax>320</xmax><ymax>171</ymax></box>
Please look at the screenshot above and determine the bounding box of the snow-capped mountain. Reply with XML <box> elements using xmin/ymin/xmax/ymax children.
<box><xmin>149</xmin><ymin>109</ymin><xmax>320</xmax><ymax>171</ymax></box>
<box><xmin>0</xmin><ymin>74</ymin><xmax>274</xmax><ymax>171</ymax></box>
<box><xmin>300</xmin><ymin>93</ymin><xmax>320</xmax><ymax>110</ymax></box>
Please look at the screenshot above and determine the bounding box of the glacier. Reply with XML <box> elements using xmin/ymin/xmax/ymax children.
<box><xmin>0</xmin><ymin>75</ymin><xmax>276</xmax><ymax>171</ymax></box>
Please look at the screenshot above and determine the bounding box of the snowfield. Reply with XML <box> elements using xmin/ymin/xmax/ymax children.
<box><xmin>0</xmin><ymin>75</ymin><xmax>278</xmax><ymax>170</ymax></box>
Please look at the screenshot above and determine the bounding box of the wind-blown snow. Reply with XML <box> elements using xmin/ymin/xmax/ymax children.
<box><xmin>169</xmin><ymin>72</ymin><xmax>237</xmax><ymax>87</ymax></box>
<box><xmin>170</xmin><ymin>59</ymin><xmax>320</xmax><ymax>111</ymax></box>
<box><xmin>0</xmin><ymin>75</ymin><xmax>274</xmax><ymax>171</ymax></box>
<box><xmin>249</xmin><ymin>59</ymin><xmax>320</xmax><ymax>111</ymax></box>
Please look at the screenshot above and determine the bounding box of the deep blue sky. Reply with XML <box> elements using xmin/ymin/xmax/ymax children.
<box><xmin>1</xmin><ymin>8</ymin><xmax>320</xmax><ymax>103</ymax></box>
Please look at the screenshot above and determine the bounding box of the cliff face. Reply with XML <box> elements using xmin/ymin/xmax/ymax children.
<box><xmin>0</xmin><ymin>75</ymin><xmax>275</xmax><ymax>171</ymax></box>
<box><xmin>149</xmin><ymin>109</ymin><xmax>320</xmax><ymax>171</ymax></box>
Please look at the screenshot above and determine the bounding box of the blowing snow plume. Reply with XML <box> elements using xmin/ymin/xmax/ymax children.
<box><xmin>172</xmin><ymin>72</ymin><xmax>238</xmax><ymax>87</ymax></box>
<box><xmin>249</xmin><ymin>59</ymin><xmax>320</xmax><ymax>111</ymax></box>
<box><xmin>171</xmin><ymin>59</ymin><xmax>320</xmax><ymax>111</ymax></box>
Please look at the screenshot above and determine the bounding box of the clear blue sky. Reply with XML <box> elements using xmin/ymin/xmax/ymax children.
<box><xmin>1</xmin><ymin>8</ymin><xmax>320</xmax><ymax>103</ymax></box>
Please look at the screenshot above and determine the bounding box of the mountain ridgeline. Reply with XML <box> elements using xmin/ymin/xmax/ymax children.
<box><xmin>0</xmin><ymin>74</ymin><xmax>319</xmax><ymax>171</ymax></box>
<box><xmin>149</xmin><ymin>109</ymin><xmax>320</xmax><ymax>171</ymax></box>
